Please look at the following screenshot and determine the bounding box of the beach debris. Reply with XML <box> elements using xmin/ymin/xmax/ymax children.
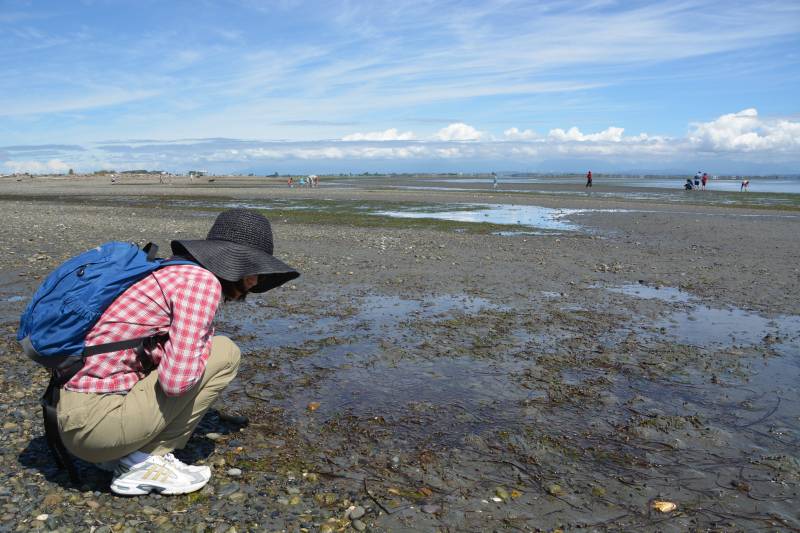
<box><xmin>547</xmin><ymin>484</ymin><xmax>564</xmax><ymax>497</ymax></box>
<box><xmin>651</xmin><ymin>500</ymin><xmax>677</xmax><ymax>513</ymax></box>
<box><xmin>591</xmin><ymin>485</ymin><xmax>606</xmax><ymax>497</ymax></box>
<box><xmin>307</xmin><ymin>401</ymin><xmax>321</xmax><ymax>411</ymax></box>
<box><xmin>314</xmin><ymin>493</ymin><xmax>338</xmax><ymax>506</ymax></box>
<box><xmin>494</xmin><ymin>487</ymin><xmax>510</xmax><ymax>501</ymax></box>
<box><xmin>510</xmin><ymin>489</ymin><xmax>523</xmax><ymax>499</ymax></box>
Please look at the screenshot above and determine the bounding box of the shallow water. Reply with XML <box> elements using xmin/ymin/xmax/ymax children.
<box><xmin>373</xmin><ymin>204</ymin><xmax>582</xmax><ymax>231</ymax></box>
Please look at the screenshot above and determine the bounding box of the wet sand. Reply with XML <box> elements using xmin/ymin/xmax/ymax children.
<box><xmin>0</xmin><ymin>174</ymin><xmax>798</xmax><ymax>531</ymax></box>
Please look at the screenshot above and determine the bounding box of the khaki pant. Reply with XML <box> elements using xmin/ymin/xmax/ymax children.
<box><xmin>58</xmin><ymin>336</ymin><xmax>240</xmax><ymax>463</ymax></box>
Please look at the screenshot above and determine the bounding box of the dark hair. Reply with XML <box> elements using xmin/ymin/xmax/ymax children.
<box><xmin>220</xmin><ymin>278</ymin><xmax>250</xmax><ymax>301</ymax></box>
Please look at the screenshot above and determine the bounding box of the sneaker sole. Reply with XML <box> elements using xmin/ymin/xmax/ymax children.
<box><xmin>110</xmin><ymin>477</ymin><xmax>209</xmax><ymax>496</ymax></box>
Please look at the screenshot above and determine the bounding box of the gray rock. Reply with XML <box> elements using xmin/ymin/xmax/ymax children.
<box><xmin>217</xmin><ymin>483</ymin><xmax>239</xmax><ymax>498</ymax></box>
<box><xmin>348</xmin><ymin>505</ymin><xmax>365</xmax><ymax>519</ymax></box>
<box><xmin>422</xmin><ymin>504</ymin><xmax>440</xmax><ymax>514</ymax></box>
<box><xmin>226</xmin><ymin>468</ymin><xmax>242</xmax><ymax>477</ymax></box>
<box><xmin>352</xmin><ymin>519</ymin><xmax>366</xmax><ymax>531</ymax></box>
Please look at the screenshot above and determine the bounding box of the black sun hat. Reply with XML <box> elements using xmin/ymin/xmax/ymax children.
<box><xmin>171</xmin><ymin>208</ymin><xmax>299</xmax><ymax>293</ymax></box>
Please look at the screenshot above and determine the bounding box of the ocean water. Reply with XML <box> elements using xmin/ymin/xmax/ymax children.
<box><xmin>439</xmin><ymin>176</ymin><xmax>800</xmax><ymax>194</ymax></box>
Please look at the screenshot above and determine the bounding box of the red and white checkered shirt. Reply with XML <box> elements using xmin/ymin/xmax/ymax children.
<box><xmin>65</xmin><ymin>264</ymin><xmax>222</xmax><ymax>396</ymax></box>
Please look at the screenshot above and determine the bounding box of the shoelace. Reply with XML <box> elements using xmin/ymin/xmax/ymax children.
<box><xmin>162</xmin><ymin>453</ymin><xmax>189</xmax><ymax>468</ymax></box>
<box><xmin>161</xmin><ymin>453</ymin><xmax>208</xmax><ymax>473</ymax></box>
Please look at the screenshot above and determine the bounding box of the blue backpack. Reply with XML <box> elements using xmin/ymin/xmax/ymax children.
<box><xmin>19</xmin><ymin>241</ymin><xmax>196</xmax><ymax>483</ymax></box>
<box><xmin>18</xmin><ymin>241</ymin><xmax>194</xmax><ymax>372</ymax></box>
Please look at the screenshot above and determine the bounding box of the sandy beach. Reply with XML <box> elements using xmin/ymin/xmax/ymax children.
<box><xmin>0</xmin><ymin>174</ymin><xmax>798</xmax><ymax>531</ymax></box>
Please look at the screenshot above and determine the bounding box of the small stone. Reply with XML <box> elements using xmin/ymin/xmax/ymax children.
<box><xmin>347</xmin><ymin>505</ymin><xmax>365</xmax><ymax>519</ymax></box>
<box><xmin>422</xmin><ymin>504</ymin><xmax>440</xmax><ymax>514</ymax></box>
<box><xmin>277</xmin><ymin>498</ymin><xmax>289</xmax><ymax>506</ymax></box>
<box><xmin>85</xmin><ymin>500</ymin><xmax>101</xmax><ymax>510</ymax></box>
<box><xmin>591</xmin><ymin>486</ymin><xmax>606</xmax><ymax>497</ymax></box>
<box><xmin>288</xmin><ymin>495</ymin><xmax>301</xmax><ymax>505</ymax></box>
<box><xmin>286</xmin><ymin>486</ymin><xmax>300</xmax><ymax>494</ymax></box>
<box><xmin>142</xmin><ymin>505</ymin><xmax>158</xmax><ymax>515</ymax></box>
<box><xmin>42</xmin><ymin>492</ymin><xmax>62</xmax><ymax>508</ymax></box>
<box><xmin>315</xmin><ymin>493</ymin><xmax>337</xmax><ymax>506</ymax></box>
<box><xmin>226</xmin><ymin>468</ymin><xmax>242</xmax><ymax>477</ymax></box>
<box><xmin>352</xmin><ymin>519</ymin><xmax>366</xmax><ymax>531</ymax></box>
<box><xmin>304</xmin><ymin>473</ymin><xmax>318</xmax><ymax>483</ymax></box>
<box><xmin>319</xmin><ymin>525</ymin><xmax>334</xmax><ymax>533</ymax></box>
<box><xmin>206</xmin><ymin>432</ymin><xmax>223</xmax><ymax>441</ymax></box>
<box><xmin>217</xmin><ymin>483</ymin><xmax>239</xmax><ymax>498</ymax></box>
<box><xmin>547</xmin><ymin>484</ymin><xmax>564</xmax><ymax>497</ymax></box>
<box><xmin>35</xmin><ymin>514</ymin><xmax>49</xmax><ymax>521</ymax></box>
<box><xmin>2</xmin><ymin>422</ymin><xmax>18</xmax><ymax>430</ymax></box>
<box><xmin>494</xmin><ymin>487</ymin><xmax>509</xmax><ymax>501</ymax></box>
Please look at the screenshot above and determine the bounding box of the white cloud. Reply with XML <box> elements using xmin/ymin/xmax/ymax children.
<box><xmin>5</xmin><ymin>109</ymin><xmax>798</xmax><ymax>173</ymax></box>
<box><xmin>434</xmin><ymin>123</ymin><xmax>483</xmax><ymax>141</ymax></box>
<box><xmin>689</xmin><ymin>108</ymin><xmax>800</xmax><ymax>152</ymax></box>
<box><xmin>342</xmin><ymin>128</ymin><xmax>416</xmax><ymax>141</ymax></box>
<box><xmin>547</xmin><ymin>126</ymin><xmax>625</xmax><ymax>142</ymax></box>
<box><xmin>3</xmin><ymin>159</ymin><xmax>72</xmax><ymax>173</ymax></box>
<box><xmin>504</xmin><ymin>127</ymin><xmax>539</xmax><ymax>140</ymax></box>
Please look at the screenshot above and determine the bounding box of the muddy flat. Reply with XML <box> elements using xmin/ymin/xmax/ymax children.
<box><xmin>0</xmin><ymin>173</ymin><xmax>798</xmax><ymax>532</ymax></box>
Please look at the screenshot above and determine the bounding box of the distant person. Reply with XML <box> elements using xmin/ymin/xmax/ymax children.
<box><xmin>492</xmin><ymin>172</ymin><xmax>498</xmax><ymax>190</ymax></box>
<box><xmin>694</xmin><ymin>171</ymin><xmax>701</xmax><ymax>189</ymax></box>
<box><xmin>287</xmin><ymin>177</ymin><xmax>293</xmax><ymax>188</ymax></box>
<box><xmin>701</xmin><ymin>172</ymin><xmax>708</xmax><ymax>190</ymax></box>
<box><xmin>111</xmin><ymin>175</ymin><xmax>117</xmax><ymax>184</ymax></box>
<box><xmin>585</xmin><ymin>170</ymin><xmax>593</xmax><ymax>188</ymax></box>
<box><xmin>741</xmin><ymin>179</ymin><xmax>750</xmax><ymax>192</ymax></box>
<box><xmin>684</xmin><ymin>178</ymin><xmax>693</xmax><ymax>190</ymax></box>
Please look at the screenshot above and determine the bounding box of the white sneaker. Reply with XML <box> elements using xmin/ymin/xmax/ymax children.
<box><xmin>110</xmin><ymin>454</ymin><xmax>211</xmax><ymax>496</ymax></box>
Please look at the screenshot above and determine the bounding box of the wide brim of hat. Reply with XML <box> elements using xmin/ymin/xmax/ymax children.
<box><xmin>171</xmin><ymin>239</ymin><xmax>299</xmax><ymax>293</ymax></box>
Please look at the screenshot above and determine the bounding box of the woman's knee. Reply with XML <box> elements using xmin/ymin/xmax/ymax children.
<box><xmin>208</xmin><ymin>335</ymin><xmax>241</xmax><ymax>375</ymax></box>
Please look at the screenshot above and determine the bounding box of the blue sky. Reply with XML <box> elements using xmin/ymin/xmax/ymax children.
<box><xmin>1</xmin><ymin>0</ymin><xmax>799</xmax><ymax>174</ymax></box>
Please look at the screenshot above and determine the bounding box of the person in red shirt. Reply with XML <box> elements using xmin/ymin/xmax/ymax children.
<box><xmin>57</xmin><ymin>209</ymin><xmax>299</xmax><ymax>495</ymax></box>
<box><xmin>701</xmin><ymin>173</ymin><xmax>708</xmax><ymax>190</ymax></box>
<box><xmin>585</xmin><ymin>170</ymin><xmax>593</xmax><ymax>188</ymax></box>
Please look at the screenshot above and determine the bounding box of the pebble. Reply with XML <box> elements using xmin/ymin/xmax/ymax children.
<box><xmin>347</xmin><ymin>505</ymin><xmax>365</xmax><ymax>519</ymax></box>
<box><xmin>352</xmin><ymin>519</ymin><xmax>366</xmax><ymax>531</ymax></box>
<box><xmin>35</xmin><ymin>514</ymin><xmax>48</xmax><ymax>521</ymax></box>
<box><xmin>422</xmin><ymin>504</ymin><xmax>440</xmax><ymax>514</ymax></box>
<box><xmin>217</xmin><ymin>483</ymin><xmax>239</xmax><ymax>498</ymax></box>
<box><xmin>206</xmin><ymin>432</ymin><xmax>224</xmax><ymax>441</ymax></box>
<box><xmin>226</xmin><ymin>468</ymin><xmax>242</xmax><ymax>477</ymax></box>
